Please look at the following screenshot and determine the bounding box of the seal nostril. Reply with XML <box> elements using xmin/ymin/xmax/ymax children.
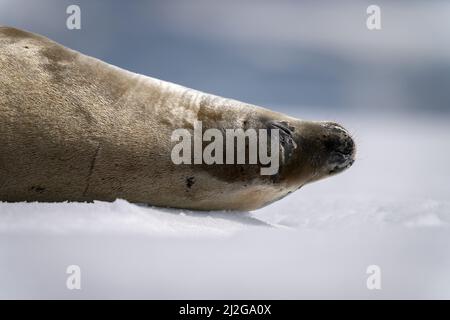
<box><xmin>323</xmin><ymin>137</ymin><xmax>341</xmax><ymax>153</ymax></box>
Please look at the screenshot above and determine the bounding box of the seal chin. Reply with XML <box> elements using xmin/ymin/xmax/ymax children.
<box><xmin>327</xmin><ymin>152</ymin><xmax>355</xmax><ymax>174</ymax></box>
<box><xmin>321</xmin><ymin>122</ymin><xmax>356</xmax><ymax>175</ymax></box>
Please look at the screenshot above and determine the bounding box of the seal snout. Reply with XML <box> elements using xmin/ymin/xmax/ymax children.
<box><xmin>321</xmin><ymin>122</ymin><xmax>356</xmax><ymax>174</ymax></box>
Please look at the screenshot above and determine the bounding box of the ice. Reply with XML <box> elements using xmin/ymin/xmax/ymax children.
<box><xmin>1</xmin><ymin>114</ymin><xmax>450</xmax><ymax>299</ymax></box>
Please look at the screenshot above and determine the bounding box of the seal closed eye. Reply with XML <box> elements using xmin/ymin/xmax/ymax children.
<box><xmin>0</xmin><ymin>26</ymin><xmax>355</xmax><ymax>211</ymax></box>
<box><xmin>268</xmin><ymin>120</ymin><xmax>297</xmax><ymax>160</ymax></box>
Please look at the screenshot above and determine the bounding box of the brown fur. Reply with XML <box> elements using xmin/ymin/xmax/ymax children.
<box><xmin>0</xmin><ymin>26</ymin><xmax>355</xmax><ymax>211</ymax></box>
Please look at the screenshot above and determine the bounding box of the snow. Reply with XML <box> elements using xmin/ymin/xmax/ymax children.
<box><xmin>1</xmin><ymin>113</ymin><xmax>449</xmax><ymax>299</ymax></box>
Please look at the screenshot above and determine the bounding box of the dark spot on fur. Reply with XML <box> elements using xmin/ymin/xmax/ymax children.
<box><xmin>39</xmin><ymin>45</ymin><xmax>76</xmax><ymax>83</ymax></box>
<box><xmin>24</xmin><ymin>45</ymin><xmax>29</xmax><ymax>49</ymax></box>
<box><xmin>30</xmin><ymin>186</ymin><xmax>46</xmax><ymax>193</ymax></box>
<box><xmin>40</xmin><ymin>45</ymin><xmax>76</xmax><ymax>63</ymax></box>
<box><xmin>186</xmin><ymin>176</ymin><xmax>195</xmax><ymax>189</ymax></box>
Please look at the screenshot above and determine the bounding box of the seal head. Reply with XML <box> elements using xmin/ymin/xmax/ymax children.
<box><xmin>271</xmin><ymin>119</ymin><xmax>355</xmax><ymax>186</ymax></box>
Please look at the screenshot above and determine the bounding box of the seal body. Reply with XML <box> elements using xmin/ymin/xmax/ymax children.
<box><xmin>0</xmin><ymin>26</ymin><xmax>355</xmax><ymax>210</ymax></box>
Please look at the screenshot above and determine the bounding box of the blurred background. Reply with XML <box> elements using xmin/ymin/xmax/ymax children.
<box><xmin>1</xmin><ymin>0</ymin><xmax>450</xmax><ymax>117</ymax></box>
<box><xmin>1</xmin><ymin>0</ymin><xmax>450</xmax><ymax>299</ymax></box>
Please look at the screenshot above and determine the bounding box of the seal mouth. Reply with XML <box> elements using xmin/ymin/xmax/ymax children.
<box><xmin>327</xmin><ymin>151</ymin><xmax>355</xmax><ymax>174</ymax></box>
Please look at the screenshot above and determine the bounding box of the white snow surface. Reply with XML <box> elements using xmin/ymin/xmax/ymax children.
<box><xmin>1</xmin><ymin>113</ymin><xmax>449</xmax><ymax>299</ymax></box>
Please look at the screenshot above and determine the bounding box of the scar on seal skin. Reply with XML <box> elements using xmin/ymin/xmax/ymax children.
<box><xmin>0</xmin><ymin>26</ymin><xmax>356</xmax><ymax>211</ymax></box>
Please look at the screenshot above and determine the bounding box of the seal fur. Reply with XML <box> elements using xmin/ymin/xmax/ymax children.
<box><xmin>0</xmin><ymin>26</ymin><xmax>355</xmax><ymax>210</ymax></box>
